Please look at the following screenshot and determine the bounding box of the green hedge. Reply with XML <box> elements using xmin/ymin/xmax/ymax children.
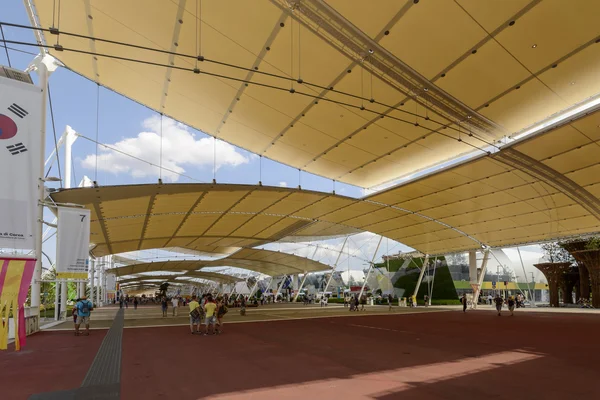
<box><xmin>389</xmin><ymin>257</ymin><xmax>458</xmax><ymax>302</ymax></box>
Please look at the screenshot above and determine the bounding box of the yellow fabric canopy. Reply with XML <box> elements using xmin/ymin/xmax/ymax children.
<box><xmin>31</xmin><ymin>0</ymin><xmax>600</xmax><ymax>188</ymax></box>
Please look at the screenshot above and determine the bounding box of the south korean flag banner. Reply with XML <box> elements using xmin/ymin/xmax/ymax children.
<box><xmin>0</xmin><ymin>73</ymin><xmax>42</xmax><ymax>250</ymax></box>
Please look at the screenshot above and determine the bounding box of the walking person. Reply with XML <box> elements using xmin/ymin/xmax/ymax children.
<box><xmin>133</xmin><ymin>297</ymin><xmax>139</xmax><ymax>310</ymax></box>
<box><xmin>461</xmin><ymin>294</ymin><xmax>468</xmax><ymax>313</ymax></box>
<box><xmin>487</xmin><ymin>293</ymin><xmax>493</xmax><ymax>305</ymax></box>
<box><xmin>74</xmin><ymin>296</ymin><xmax>93</xmax><ymax>336</ymax></box>
<box><xmin>203</xmin><ymin>295</ymin><xmax>218</xmax><ymax>335</ymax></box>
<box><xmin>188</xmin><ymin>295</ymin><xmax>201</xmax><ymax>334</ymax></box>
<box><xmin>494</xmin><ymin>294</ymin><xmax>504</xmax><ymax>316</ymax></box>
<box><xmin>72</xmin><ymin>300</ymin><xmax>79</xmax><ymax>332</ymax></box>
<box><xmin>161</xmin><ymin>296</ymin><xmax>168</xmax><ymax>317</ymax></box>
<box><xmin>216</xmin><ymin>296</ymin><xmax>228</xmax><ymax>334</ymax></box>
<box><xmin>424</xmin><ymin>294</ymin><xmax>429</xmax><ymax>307</ymax></box>
<box><xmin>172</xmin><ymin>296</ymin><xmax>179</xmax><ymax>316</ymax></box>
<box><xmin>360</xmin><ymin>295</ymin><xmax>367</xmax><ymax>311</ymax></box>
<box><xmin>388</xmin><ymin>294</ymin><xmax>393</xmax><ymax>311</ymax></box>
<box><xmin>507</xmin><ymin>296</ymin><xmax>516</xmax><ymax>316</ymax></box>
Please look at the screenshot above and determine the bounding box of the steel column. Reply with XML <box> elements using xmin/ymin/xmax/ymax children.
<box><xmin>412</xmin><ymin>254</ymin><xmax>430</xmax><ymax>299</ymax></box>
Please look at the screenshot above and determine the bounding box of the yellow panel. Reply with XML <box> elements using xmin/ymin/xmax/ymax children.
<box><xmin>343</xmin><ymin>207</ymin><xmax>407</xmax><ymax>229</ymax></box>
<box><xmin>101</xmin><ymin>197</ymin><xmax>150</xmax><ymax>218</ymax></box>
<box><xmin>455</xmin><ymin>0</ymin><xmax>532</xmax><ymax>32</ymax></box>
<box><xmin>140</xmin><ymin>238</ymin><xmax>170</xmax><ymax>250</ymax></box>
<box><xmin>342</xmin><ymin>158</ymin><xmax>408</xmax><ymax>189</ymax></box>
<box><xmin>513</xmin><ymin>125</ymin><xmax>589</xmax><ymax>160</ymax></box>
<box><xmin>570</xmin><ymin>111</ymin><xmax>600</xmax><ymax>141</ymax></box>
<box><xmin>105</xmin><ymin>216</ymin><xmax>145</xmax><ymax>242</ymax></box>
<box><xmin>196</xmin><ymin>190</ymin><xmax>249</xmax><ymax>212</ymax></box>
<box><xmin>461</xmin><ymin>219</ymin><xmax>520</xmax><ymax>235</ymax></box>
<box><xmin>217</xmin><ymin>118</ymin><xmax>272</xmax><ymax>151</ymax></box>
<box><xmin>494</xmin><ymin>0</ymin><xmax>600</xmax><ymax>72</ymax></box>
<box><xmin>279</xmin><ymin>123</ymin><xmax>338</xmax><ymax>155</ymax></box>
<box><xmin>385</xmin><ymin>221</ymin><xmax>447</xmax><ymax>240</ymax></box>
<box><xmin>543</xmin><ymin>143</ymin><xmax>599</xmax><ymax>174</ymax></box>
<box><xmin>480</xmin><ymin>79</ymin><xmax>567</xmax><ymax>132</ymax></box>
<box><xmin>265</xmin><ymin>192</ymin><xmax>325</xmax><ymax>215</ymax></box>
<box><xmin>441</xmin><ymin>209</ymin><xmax>506</xmax><ymax>227</ymax></box>
<box><xmin>259</xmin><ymin>19</ymin><xmax>350</xmax><ymax>93</ymax></box>
<box><xmin>204</xmin><ymin>214</ymin><xmax>255</xmax><ymax>237</ymax></box>
<box><xmin>566</xmin><ymin>164</ymin><xmax>600</xmax><ymax>186</ymax></box>
<box><xmin>177</xmin><ymin>214</ymin><xmax>221</xmax><ymax>236</ymax></box>
<box><xmin>380</xmin><ymin>0</ymin><xmax>485</xmax><ymax>78</ymax></box>
<box><xmin>525</xmin><ymin>193</ymin><xmax>575</xmax><ymax>210</ymax></box>
<box><xmin>110</xmin><ymin>240</ymin><xmax>141</xmax><ymax>255</ymax></box>
<box><xmin>168</xmin><ymin>68</ymin><xmax>238</xmax><ymax>126</ymax></box>
<box><xmin>300</xmin><ymin>100</ymin><xmax>366</xmax><ymax>141</ymax></box>
<box><xmin>437</xmin><ymin>40</ymin><xmax>530</xmax><ymax>109</ymax></box>
<box><xmin>326</xmin><ymin>0</ymin><xmax>406</xmax><ymax>38</ymax></box>
<box><xmin>304</xmin><ymin>157</ymin><xmax>350</xmax><ymax>179</ymax></box>
<box><xmin>258</xmin><ymin>218</ymin><xmax>305</xmax><ymax>239</ymax></box>
<box><xmin>144</xmin><ymin>214</ymin><xmax>185</xmax><ymax>239</ymax></box>
<box><xmin>484</xmin><ymin>171</ymin><xmax>535</xmax><ymax>190</ymax></box>
<box><xmin>231</xmin><ymin>190</ymin><xmax>289</xmax><ymax>213</ymax></box>
<box><xmin>163</xmin><ymin>90</ymin><xmax>223</xmax><ymax>134</ymax></box>
<box><xmin>226</xmin><ymin>90</ymin><xmax>292</xmax><ymax>146</ymax></box>
<box><xmin>319</xmin><ymin>202</ymin><xmax>384</xmax><ymax>224</ymax></box>
<box><xmin>232</xmin><ymin>215</ymin><xmax>287</xmax><ymax>238</ymax></box>
<box><xmin>557</xmin><ymin>215</ymin><xmax>600</xmax><ymax>231</ymax></box>
<box><xmin>294</xmin><ymin>196</ymin><xmax>356</xmax><ymax>219</ymax></box>
<box><xmin>152</xmin><ymin>192</ymin><xmax>204</xmax><ymax>215</ymax></box>
<box><xmin>264</xmin><ymin>141</ymin><xmax>314</xmax><ymax>167</ymax></box>
<box><xmin>537</xmin><ymin>44</ymin><xmax>600</xmax><ymax>105</ymax></box>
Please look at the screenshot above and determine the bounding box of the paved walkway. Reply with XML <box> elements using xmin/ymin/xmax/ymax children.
<box><xmin>2</xmin><ymin>303</ymin><xmax>600</xmax><ymax>399</ymax></box>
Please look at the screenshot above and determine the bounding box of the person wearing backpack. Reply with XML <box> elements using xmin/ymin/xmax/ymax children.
<box><xmin>188</xmin><ymin>295</ymin><xmax>202</xmax><ymax>334</ymax></box>
<box><xmin>75</xmin><ymin>296</ymin><xmax>94</xmax><ymax>336</ymax></box>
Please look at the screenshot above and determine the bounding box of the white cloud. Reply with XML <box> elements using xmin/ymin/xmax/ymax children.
<box><xmin>81</xmin><ymin>116</ymin><xmax>250</xmax><ymax>182</ymax></box>
<box><xmin>279</xmin><ymin>181</ymin><xmax>288</xmax><ymax>187</ymax></box>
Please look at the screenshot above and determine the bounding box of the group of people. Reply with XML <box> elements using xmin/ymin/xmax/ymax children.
<box><xmin>461</xmin><ymin>293</ymin><xmax>517</xmax><ymax>316</ymax></box>
<box><xmin>187</xmin><ymin>294</ymin><xmax>228</xmax><ymax>335</ymax></box>
<box><xmin>345</xmin><ymin>294</ymin><xmax>367</xmax><ymax>311</ymax></box>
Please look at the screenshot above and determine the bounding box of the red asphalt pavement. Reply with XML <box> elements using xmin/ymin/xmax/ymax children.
<box><xmin>2</xmin><ymin>310</ymin><xmax>600</xmax><ymax>399</ymax></box>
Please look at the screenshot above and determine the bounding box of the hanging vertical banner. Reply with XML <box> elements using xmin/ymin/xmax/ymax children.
<box><xmin>57</xmin><ymin>207</ymin><xmax>91</xmax><ymax>279</ymax></box>
<box><xmin>0</xmin><ymin>72</ymin><xmax>42</xmax><ymax>250</ymax></box>
<box><xmin>0</xmin><ymin>257</ymin><xmax>36</xmax><ymax>351</ymax></box>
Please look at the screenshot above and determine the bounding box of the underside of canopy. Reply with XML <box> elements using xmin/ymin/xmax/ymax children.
<box><xmin>31</xmin><ymin>0</ymin><xmax>600</xmax><ymax>188</ymax></box>
<box><xmin>50</xmin><ymin>107</ymin><xmax>600</xmax><ymax>255</ymax></box>
<box><xmin>106</xmin><ymin>248</ymin><xmax>331</xmax><ymax>277</ymax></box>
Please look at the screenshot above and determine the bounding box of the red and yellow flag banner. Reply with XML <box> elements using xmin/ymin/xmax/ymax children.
<box><xmin>0</xmin><ymin>257</ymin><xmax>36</xmax><ymax>351</ymax></box>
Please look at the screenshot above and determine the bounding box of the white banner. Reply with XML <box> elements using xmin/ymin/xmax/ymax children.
<box><xmin>57</xmin><ymin>207</ymin><xmax>91</xmax><ymax>279</ymax></box>
<box><xmin>105</xmin><ymin>273</ymin><xmax>116</xmax><ymax>291</ymax></box>
<box><xmin>0</xmin><ymin>75</ymin><xmax>42</xmax><ymax>250</ymax></box>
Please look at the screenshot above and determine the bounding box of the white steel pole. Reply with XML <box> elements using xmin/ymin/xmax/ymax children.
<box><xmin>31</xmin><ymin>61</ymin><xmax>49</xmax><ymax>314</ymax></box>
<box><xmin>60</xmin><ymin>278</ymin><xmax>67</xmax><ymax>319</ymax></box>
<box><xmin>275</xmin><ymin>275</ymin><xmax>287</xmax><ymax>300</ymax></box>
<box><xmin>324</xmin><ymin>237</ymin><xmax>348</xmax><ymax>294</ymax></box>
<box><xmin>429</xmin><ymin>257</ymin><xmax>438</xmax><ymax>305</ymax></box>
<box><xmin>517</xmin><ymin>247</ymin><xmax>535</xmax><ymax>306</ymax></box>
<box><xmin>53</xmin><ymin>280</ymin><xmax>59</xmax><ymax>320</ymax></box>
<box><xmin>359</xmin><ymin>236</ymin><xmax>383</xmax><ymax>299</ymax></box>
<box><xmin>96</xmin><ymin>257</ymin><xmax>102</xmax><ymax>306</ymax></box>
<box><xmin>412</xmin><ymin>254</ymin><xmax>430</xmax><ymax>299</ymax></box>
<box><xmin>472</xmin><ymin>248</ymin><xmax>490</xmax><ymax>309</ymax></box>
<box><xmin>64</xmin><ymin>126</ymin><xmax>76</xmax><ymax>189</ymax></box>
<box><xmin>293</xmin><ymin>272</ymin><xmax>309</xmax><ymax>302</ymax></box>
<box><xmin>90</xmin><ymin>258</ymin><xmax>95</xmax><ymax>304</ymax></box>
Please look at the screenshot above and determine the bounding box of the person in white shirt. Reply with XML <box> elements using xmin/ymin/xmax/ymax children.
<box><xmin>171</xmin><ymin>296</ymin><xmax>179</xmax><ymax>316</ymax></box>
